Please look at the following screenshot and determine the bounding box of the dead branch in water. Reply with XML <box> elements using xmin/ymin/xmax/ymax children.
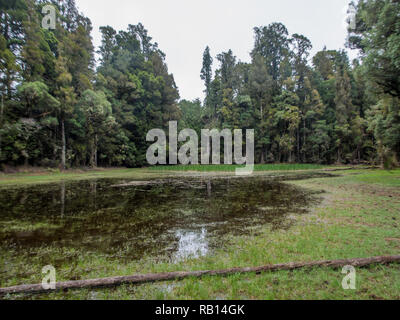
<box><xmin>1</xmin><ymin>255</ymin><xmax>399</xmax><ymax>295</ymax></box>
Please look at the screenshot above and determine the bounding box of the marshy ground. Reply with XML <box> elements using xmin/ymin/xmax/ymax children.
<box><xmin>0</xmin><ymin>166</ymin><xmax>399</xmax><ymax>300</ymax></box>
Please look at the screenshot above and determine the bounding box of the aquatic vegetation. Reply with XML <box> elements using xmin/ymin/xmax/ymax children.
<box><xmin>0</xmin><ymin>176</ymin><xmax>319</xmax><ymax>286</ymax></box>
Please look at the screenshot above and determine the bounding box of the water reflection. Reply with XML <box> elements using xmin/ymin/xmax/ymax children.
<box><xmin>174</xmin><ymin>228</ymin><xmax>208</xmax><ymax>261</ymax></box>
<box><xmin>207</xmin><ymin>180</ymin><xmax>212</xmax><ymax>197</ymax></box>
<box><xmin>60</xmin><ymin>181</ymin><xmax>65</xmax><ymax>217</ymax></box>
<box><xmin>0</xmin><ymin>176</ymin><xmax>321</xmax><ymax>268</ymax></box>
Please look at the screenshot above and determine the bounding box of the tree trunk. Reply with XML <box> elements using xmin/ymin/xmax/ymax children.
<box><xmin>1</xmin><ymin>255</ymin><xmax>399</xmax><ymax>296</ymax></box>
<box><xmin>296</xmin><ymin>128</ymin><xmax>300</xmax><ymax>163</ymax></box>
<box><xmin>337</xmin><ymin>147</ymin><xmax>342</xmax><ymax>164</ymax></box>
<box><xmin>260</xmin><ymin>151</ymin><xmax>265</xmax><ymax>164</ymax></box>
<box><xmin>0</xmin><ymin>95</ymin><xmax>4</xmax><ymax>160</ymax></box>
<box><xmin>89</xmin><ymin>135</ymin><xmax>96</xmax><ymax>168</ymax></box>
<box><xmin>61</xmin><ymin>119</ymin><xmax>66</xmax><ymax>170</ymax></box>
<box><xmin>303</xmin><ymin>119</ymin><xmax>306</xmax><ymax>163</ymax></box>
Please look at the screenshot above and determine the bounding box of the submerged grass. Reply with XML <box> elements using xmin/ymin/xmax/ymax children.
<box><xmin>1</xmin><ymin>168</ymin><xmax>400</xmax><ymax>300</ymax></box>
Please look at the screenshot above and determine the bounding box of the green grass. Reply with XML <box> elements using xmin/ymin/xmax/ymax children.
<box><xmin>0</xmin><ymin>164</ymin><xmax>326</xmax><ymax>186</ymax></box>
<box><xmin>0</xmin><ymin>168</ymin><xmax>164</xmax><ymax>186</ymax></box>
<box><xmin>349</xmin><ymin>169</ymin><xmax>400</xmax><ymax>187</ymax></box>
<box><xmin>1</xmin><ymin>168</ymin><xmax>400</xmax><ymax>300</ymax></box>
<box><xmin>149</xmin><ymin>163</ymin><xmax>325</xmax><ymax>172</ymax></box>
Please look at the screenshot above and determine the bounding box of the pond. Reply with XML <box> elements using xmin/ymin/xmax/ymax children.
<box><xmin>0</xmin><ymin>175</ymin><xmax>323</xmax><ymax>283</ymax></box>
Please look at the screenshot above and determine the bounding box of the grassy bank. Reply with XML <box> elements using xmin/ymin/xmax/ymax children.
<box><xmin>0</xmin><ymin>164</ymin><xmax>327</xmax><ymax>186</ymax></box>
<box><xmin>150</xmin><ymin>164</ymin><xmax>326</xmax><ymax>172</ymax></box>
<box><xmin>1</xmin><ymin>168</ymin><xmax>400</xmax><ymax>300</ymax></box>
<box><xmin>0</xmin><ymin>168</ymin><xmax>161</xmax><ymax>186</ymax></box>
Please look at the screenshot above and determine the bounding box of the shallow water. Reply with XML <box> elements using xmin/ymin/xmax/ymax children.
<box><xmin>0</xmin><ymin>176</ymin><xmax>321</xmax><ymax>270</ymax></box>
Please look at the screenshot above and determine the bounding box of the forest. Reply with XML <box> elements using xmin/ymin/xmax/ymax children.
<box><xmin>0</xmin><ymin>0</ymin><xmax>399</xmax><ymax>169</ymax></box>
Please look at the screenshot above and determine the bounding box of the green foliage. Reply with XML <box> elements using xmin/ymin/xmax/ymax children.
<box><xmin>96</xmin><ymin>23</ymin><xmax>180</xmax><ymax>166</ymax></box>
<box><xmin>200</xmin><ymin>46</ymin><xmax>213</xmax><ymax>100</ymax></box>
<box><xmin>348</xmin><ymin>0</ymin><xmax>400</xmax><ymax>98</ymax></box>
<box><xmin>348</xmin><ymin>0</ymin><xmax>400</xmax><ymax>164</ymax></box>
<box><xmin>199</xmin><ymin>21</ymin><xmax>377</xmax><ymax>165</ymax></box>
<box><xmin>0</xmin><ymin>1</ymin><xmax>398</xmax><ymax>168</ymax></box>
<box><xmin>18</xmin><ymin>81</ymin><xmax>60</xmax><ymax>115</ymax></box>
<box><xmin>179</xmin><ymin>99</ymin><xmax>203</xmax><ymax>135</ymax></box>
<box><xmin>0</xmin><ymin>1</ymin><xmax>180</xmax><ymax>168</ymax></box>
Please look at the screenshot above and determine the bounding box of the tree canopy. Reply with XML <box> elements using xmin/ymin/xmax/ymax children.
<box><xmin>0</xmin><ymin>0</ymin><xmax>399</xmax><ymax>168</ymax></box>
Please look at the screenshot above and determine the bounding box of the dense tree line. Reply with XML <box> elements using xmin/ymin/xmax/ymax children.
<box><xmin>190</xmin><ymin>0</ymin><xmax>399</xmax><ymax>166</ymax></box>
<box><xmin>0</xmin><ymin>0</ymin><xmax>399</xmax><ymax>168</ymax></box>
<box><xmin>0</xmin><ymin>0</ymin><xmax>180</xmax><ymax>168</ymax></box>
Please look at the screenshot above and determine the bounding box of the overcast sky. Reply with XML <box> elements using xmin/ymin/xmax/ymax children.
<box><xmin>75</xmin><ymin>0</ymin><xmax>356</xmax><ymax>101</ymax></box>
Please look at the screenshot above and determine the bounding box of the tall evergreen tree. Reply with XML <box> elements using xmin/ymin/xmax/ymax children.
<box><xmin>200</xmin><ymin>46</ymin><xmax>213</xmax><ymax>102</ymax></box>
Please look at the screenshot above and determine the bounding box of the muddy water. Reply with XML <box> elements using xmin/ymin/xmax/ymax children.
<box><xmin>0</xmin><ymin>176</ymin><xmax>321</xmax><ymax>268</ymax></box>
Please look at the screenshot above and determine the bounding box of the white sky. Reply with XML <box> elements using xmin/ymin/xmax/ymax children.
<box><xmin>75</xmin><ymin>0</ymin><xmax>357</xmax><ymax>101</ymax></box>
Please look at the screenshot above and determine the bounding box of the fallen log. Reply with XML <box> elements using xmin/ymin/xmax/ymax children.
<box><xmin>1</xmin><ymin>255</ymin><xmax>400</xmax><ymax>296</ymax></box>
